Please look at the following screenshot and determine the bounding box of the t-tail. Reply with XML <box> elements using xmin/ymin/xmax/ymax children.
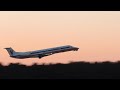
<box><xmin>4</xmin><ymin>47</ymin><xmax>16</xmax><ymax>56</ymax></box>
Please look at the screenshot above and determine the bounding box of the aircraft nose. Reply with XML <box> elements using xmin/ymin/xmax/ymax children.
<box><xmin>73</xmin><ymin>47</ymin><xmax>79</xmax><ymax>51</ymax></box>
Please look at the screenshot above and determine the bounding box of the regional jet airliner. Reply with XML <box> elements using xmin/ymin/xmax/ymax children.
<box><xmin>5</xmin><ymin>45</ymin><xmax>79</xmax><ymax>59</ymax></box>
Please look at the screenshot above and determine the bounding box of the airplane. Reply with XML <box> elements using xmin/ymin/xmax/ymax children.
<box><xmin>4</xmin><ymin>45</ymin><xmax>79</xmax><ymax>59</ymax></box>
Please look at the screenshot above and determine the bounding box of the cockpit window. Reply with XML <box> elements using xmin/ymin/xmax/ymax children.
<box><xmin>59</xmin><ymin>47</ymin><xmax>70</xmax><ymax>49</ymax></box>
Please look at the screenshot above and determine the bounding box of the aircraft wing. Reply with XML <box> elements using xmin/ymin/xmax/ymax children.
<box><xmin>30</xmin><ymin>46</ymin><xmax>79</xmax><ymax>58</ymax></box>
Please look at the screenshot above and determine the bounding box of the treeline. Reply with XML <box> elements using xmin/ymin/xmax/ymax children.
<box><xmin>1</xmin><ymin>61</ymin><xmax>120</xmax><ymax>79</ymax></box>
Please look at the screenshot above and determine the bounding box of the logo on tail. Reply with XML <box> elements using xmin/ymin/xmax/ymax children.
<box><xmin>4</xmin><ymin>47</ymin><xmax>16</xmax><ymax>56</ymax></box>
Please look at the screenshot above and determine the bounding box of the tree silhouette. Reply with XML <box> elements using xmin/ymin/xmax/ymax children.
<box><xmin>0</xmin><ymin>61</ymin><xmax>120</xmax><ymax>79</ymax></box>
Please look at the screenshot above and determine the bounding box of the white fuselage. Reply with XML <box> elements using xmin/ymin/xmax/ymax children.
<box><xmin>7</xmin><ymin>45</ymin><xmax>79</xmax><ymax>59</ymax></box>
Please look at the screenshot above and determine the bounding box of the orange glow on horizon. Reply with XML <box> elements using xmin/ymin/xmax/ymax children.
<box><xmin>0</xmin><ymin>11</ymin><xmax>120</xmax><ymax>65</ymax></box>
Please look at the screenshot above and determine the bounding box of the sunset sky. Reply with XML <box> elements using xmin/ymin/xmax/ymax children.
<box><xmin>0</xmin><ymin>11</ymin><xmax>120</xmax><ymax>66</ymax></box>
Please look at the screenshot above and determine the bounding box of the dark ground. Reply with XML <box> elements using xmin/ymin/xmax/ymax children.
<box><xmin>0</xmin><ymin>61</ymin><xmax>120</xmax><ymax>79</ymax></box>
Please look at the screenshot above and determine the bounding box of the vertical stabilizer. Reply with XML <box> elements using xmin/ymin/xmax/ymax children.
<box><xmin>4</xmin><ymin>47</ymin><xmax>16</xmax><ymax>56</ymax></box>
